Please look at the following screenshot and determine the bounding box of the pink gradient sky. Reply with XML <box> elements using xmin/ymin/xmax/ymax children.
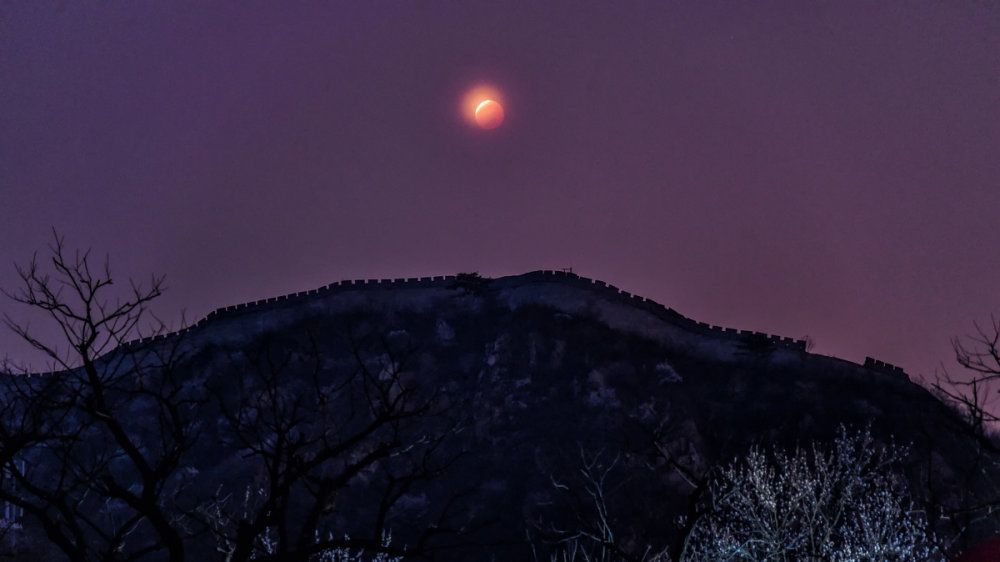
<box><xmin>1</xmin><ymin>3</ymin><xmax>998</xmax><ymax>381</ymax></box>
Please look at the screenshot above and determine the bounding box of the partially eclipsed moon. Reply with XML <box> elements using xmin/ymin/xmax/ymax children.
<box><xmin>474</xmin><ymin>99</ymin><xmax>504</xmax><ymax>129</ymax></box>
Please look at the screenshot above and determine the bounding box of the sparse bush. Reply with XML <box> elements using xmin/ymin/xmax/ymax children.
<box><xmin>200</xmin><ymin>486</ymin><xmax>403</xmax><ymax>562</ymax></box>
<box><xmin>542</xmin><ymin>536</ymin><xmax>671</xmax><ymax>562</ymax></box>
<box><xmin>529</xmin><ymin>448</ymin><xmax>672</xmax><ymax>562</ymax></box>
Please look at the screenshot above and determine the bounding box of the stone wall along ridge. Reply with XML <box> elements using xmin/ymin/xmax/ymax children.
<box><xmin>99</xmin><ymin>270</ymin><xmax>902</xmax><ymax>378</ymax></box>
<box><xmin>516</xmin><ymin>270</ymin><xmax>810</xmax><ymax>352</ymax></box>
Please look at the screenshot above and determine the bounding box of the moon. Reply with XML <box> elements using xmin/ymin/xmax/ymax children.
<box><xmin>474</xmin><ymin>99</ymin><xmax>504</xmax><ymax>129</ymax></box>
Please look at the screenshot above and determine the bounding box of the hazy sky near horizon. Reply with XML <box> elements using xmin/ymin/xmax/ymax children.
<box><xmin>1</xmin><ymin>2</ymin><xmax>998</xmax><ymax>380</ymax></box>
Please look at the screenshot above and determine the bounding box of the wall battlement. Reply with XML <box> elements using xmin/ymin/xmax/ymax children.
<box><xmin>863</xmin><ymin>357</ymin><xmax>906</xmax><ymax>379</ymax></box>
<box><xmin>522</xmin><ymin>270</ymin><xmax>811</xmax><ymax>353</ymax></box>
<box><xmin>95</xmin><ymin>269</ymin><xmax>902</xmax><ymax>379</ymax></box>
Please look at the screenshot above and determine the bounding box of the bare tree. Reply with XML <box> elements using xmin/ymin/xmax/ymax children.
<box><xmin>530</xmin><ymin>447</ymin><xmax>670</xmax><ymax>562</ymax></box>
<box><xmin>198</xmin><ymin>328</ymin><xmax>470</xmax><ymax>562</ymax></box>
<box><xmin>0</xmin><ymin>235</ymin><xmax>472</xmax><ymax>561</ymax></box>
<box><xmin>0</xmin><ymin>232</ymin><xmax>201</xmax><ymax>561</ymax></box>
<box><xmin>935</xmin><ymin>316</ymin><xmax>1000</xmax><ymax>439</ymax></box>
<box><xmin>922</xmin><ymin>315</ymin><xmax>1000</xmax><ymax>547</ymax></box>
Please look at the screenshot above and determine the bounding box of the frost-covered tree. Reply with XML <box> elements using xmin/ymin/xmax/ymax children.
<box><xmin>682</xmin><ymin>427</ymin><xmax>943</xmax><ymax>562</ymax></box>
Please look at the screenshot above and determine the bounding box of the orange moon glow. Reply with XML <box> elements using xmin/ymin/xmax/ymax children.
<box><xmin>474</xmin><ymin>99</ymin><xmax>504</xmax><ymax>129</ymax></box>
<box><xmin>461</xmin><ymin>84</ymin><xmax>506</xmax><ymax>130</ymax></box>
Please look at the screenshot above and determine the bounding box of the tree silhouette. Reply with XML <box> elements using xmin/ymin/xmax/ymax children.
<box><xmin>0</xmin><ymin>234</ymin><xmax>471</xmax><ymax>561</ymax></box>
<box><xmin>0</xmin><ymin>232</ymin><xmax>196</xmax><ymax>561</ymax></box>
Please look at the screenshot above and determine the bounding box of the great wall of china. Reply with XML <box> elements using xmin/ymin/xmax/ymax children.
<box><xmin>114</xmin><ymin>269</ymin><xmax>905</xmax><ymax>379</ymax></box>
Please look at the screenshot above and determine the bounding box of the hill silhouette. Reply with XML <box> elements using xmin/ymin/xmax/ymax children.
<box><xmin>7</xmin><ymin>270</ymin><xmax>998</xmax><ymax>560</ymax></box>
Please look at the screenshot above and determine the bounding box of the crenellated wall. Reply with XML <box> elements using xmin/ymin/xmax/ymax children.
<box><xmin>100</xmin><ymin>270</ymin><xmax>902</xmax><ymax>378</ymax></box>
<box><xmin>515</xmin><ymin>270</ymin><xmax>811</xmax><ymax>352</ymax></box>
<box><xmin>121</xmin><ymin>275</ymin><xmax>460</xmax><ymax>348</ymax></box>
<box><xmin>863</xmin><ymin>357</ymin><xmax>906</xmax><ymax>379</ymax></box>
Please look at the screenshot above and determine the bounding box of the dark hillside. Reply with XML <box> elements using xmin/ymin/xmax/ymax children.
<box><xmin>9</xmin><ymin>271</ymin><xmax>997</xmax><ymax>560</ymax></box>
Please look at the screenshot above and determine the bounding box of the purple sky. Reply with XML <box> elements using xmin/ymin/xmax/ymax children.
<box><xmin>2</xmin><ymin>3</ymin><xmax>998</xmax><ymax>381</ymax></box>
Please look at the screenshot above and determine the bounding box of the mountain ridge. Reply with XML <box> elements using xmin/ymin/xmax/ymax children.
<box><xmin>108</xmin><ymin>270</ymin><xmax>907</xmax><ymax>382</ymax></box>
